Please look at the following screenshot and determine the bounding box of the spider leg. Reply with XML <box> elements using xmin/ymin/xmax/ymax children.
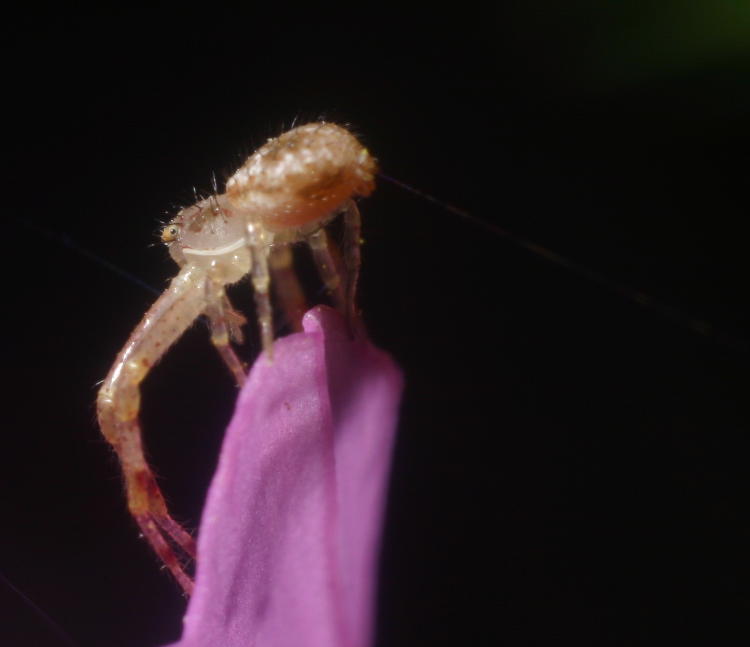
<box><xmin>309</xmin><ymin>227</ymin><xmax>345</xmax><ymax>312</ymax></box>
<box><xmin>221</xmin><ymin>292</ymin><xmax>247</xmax><ymax>345</ymax></box>
<box><xmin>341</xmin><ymin>200</ymin><xmax>362</xmax><ymax>329</ymax></box>
<box><xmin>97</xmin><ymin>265</ymin><xmax>207</xmax><ymax>594</ymax></box>
<box><xmin>206</xmin><ymin>283</ymin><xmax>247</xmax><ymax>387</ymax></box>
<box><xmin>246</xmin><ymin>222</ymin><xmax>275</xmax><ymax>357</ymax></box>
<box><xmin>127</xmin><ymin>459</ymin><xmax>196</xmax><ymax>595</ymax></box>
<box><xmin>134</xmin><ymin>521</ymin><xmax>193</xmax><ymax>593</ymax></box>
<box><xmin>269</xmin><ymin>245</ymin><xmax>307</xmax><ymax>333</ymax></box>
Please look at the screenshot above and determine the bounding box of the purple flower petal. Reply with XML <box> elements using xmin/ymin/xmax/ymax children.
<box><xmin>169</xmin><ymin>306</ymin><xmax>403</xmax><ymax>647</ymax></box>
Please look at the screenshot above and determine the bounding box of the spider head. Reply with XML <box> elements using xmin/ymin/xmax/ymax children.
<box><xmin>164</xmin><ymin>194</ymin><xmax>251</xmax><ymax>283</ymax></box>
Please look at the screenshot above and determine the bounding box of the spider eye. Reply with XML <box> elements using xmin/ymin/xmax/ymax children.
<box><xmin>161</xmin><ymin>224</ymin><xmax>180</xmax><ymax>243</ymax></box>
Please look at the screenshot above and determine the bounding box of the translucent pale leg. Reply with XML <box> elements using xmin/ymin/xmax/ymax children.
<box><xmin>247</xmin><ymin>223</ymin><xmax>274</xmax><ymax>357</ymax></box>
<box><xmin>221</xmin><ymin>292</ymin><xmax>247</xmax><ymax>345</ymax></box>
<box><xmin>309</xmin><ymin>227</ymin><xmax>345</xmax><ymax>312</ymax></box>
<box><xmin>97</xmin><ymin>265</ymin><xmax>207</xmax><ymax>594</ymax></box>
<box><xmin>269</xmin><ymin>245</ymin><xmax>307</xmax><ymax>333</ymax></box>
<box><xmin>205</xmin><ymin>283</ymin><xmax>247</xmax><ymax>387</ymax></box>
<box><xmin>342</xmin><ymin>200</ymin><xmax>362</xmax><ymax>328</ymax></box>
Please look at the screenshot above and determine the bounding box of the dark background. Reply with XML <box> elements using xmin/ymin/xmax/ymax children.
<box><xmin>4</xmin><ymin>3</ymin><xmax>750</xmax><ymax>646</ymax></box>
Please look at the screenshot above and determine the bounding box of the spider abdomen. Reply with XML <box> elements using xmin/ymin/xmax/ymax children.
<box><xmin>226</xmin><ymin>122</ymin><xmax>376</xmax><ymax>232</ymax></box>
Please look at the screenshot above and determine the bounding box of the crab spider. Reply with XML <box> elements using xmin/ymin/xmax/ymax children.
<box><xmin>96</xmin><ymin>123</ymin><xmax>376</xmax><ymax>594</ymax></box>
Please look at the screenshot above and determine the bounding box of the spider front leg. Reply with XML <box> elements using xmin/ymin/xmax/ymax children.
<box><xmin>220</xmin><ymin>292</ymin><xmax>247</xmax><ymax>346</ymax></box>
<box><xmin>97</xmin><ymin>265</ymin><xmax>208</xmax><ymax>594</ymax></box>
<box><xmin>206</xmin><ymin>283</ymin><xmax>247</xmax><ymax>387</ymax></box>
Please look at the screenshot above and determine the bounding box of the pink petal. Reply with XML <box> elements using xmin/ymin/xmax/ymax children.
<box><xmin>169</xmin><ymin>306</ymin><xmax>403</xmax><ymax>647</ymax></box>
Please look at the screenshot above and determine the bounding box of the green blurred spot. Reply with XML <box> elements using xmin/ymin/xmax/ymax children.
<box><xmin>509</xmin><ymin>0</ymin><xmax>750</xmax><ymax>87</ymax></box>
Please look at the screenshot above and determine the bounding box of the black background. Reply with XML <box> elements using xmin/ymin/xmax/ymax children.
<box><xmin>3</xmin><ymin>4</ymin><xmax>750</xmax><ymax>646</ymax></box>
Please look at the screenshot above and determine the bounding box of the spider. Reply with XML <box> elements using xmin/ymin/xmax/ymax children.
<box><xmin>96</xmin><ymin>122</ymin><xmax>377</xmax><ymax>594</ymax></box>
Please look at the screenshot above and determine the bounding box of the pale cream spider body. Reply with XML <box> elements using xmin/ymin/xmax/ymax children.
<box><xmin>96</xmin><ymin>123</ymin><xmax>376</xmax><ymax>594</ymax></box>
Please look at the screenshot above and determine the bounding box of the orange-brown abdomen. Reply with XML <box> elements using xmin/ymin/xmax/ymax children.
<box><xmin>225</xmin><ymin>122</ymin><xmax>377</xmax><ymax>232</ymax></box>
